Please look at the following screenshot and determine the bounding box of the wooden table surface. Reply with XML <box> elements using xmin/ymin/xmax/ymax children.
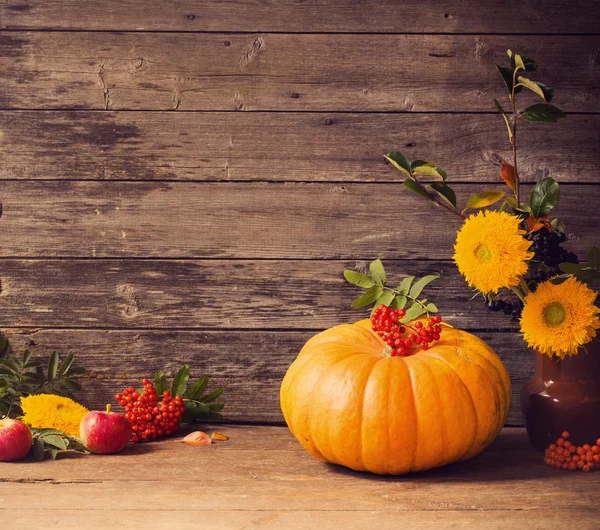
<box><xmin>1</xmin><ymin>426</ymin><xmax>598</xmax><ymax>529</ymax></box>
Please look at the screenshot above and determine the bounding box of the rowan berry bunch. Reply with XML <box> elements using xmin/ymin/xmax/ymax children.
<box><xmin>114</xmin><ymin>365</ymin><xmax>225</xmax><ymax>443</ymax></box>
<box><xmin>544</xmin><ymin>431</ymin><xmax>600</xmax><ymax>472</ymax></box>
<box><xmin>116</xmin><ymin>380</ymin><xmax>185</xmax><ymax>443</ymax></box>
<box><xmin>371</xmin><ymin>305</ymin><xmax>443</xmax><ymax>357</ymax></box>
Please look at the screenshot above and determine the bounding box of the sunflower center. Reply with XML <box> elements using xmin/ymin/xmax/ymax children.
<box><xmin>543</xmin><ymin>302</ymin><xmax>567</xmax><ymax>327</ymax></box>
<box><xmin>475</xmin><ymin>243</ymin><xmax>493</xmax><ymax>262</ymax></box>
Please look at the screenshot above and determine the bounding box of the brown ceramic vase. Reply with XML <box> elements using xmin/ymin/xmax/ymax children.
<box><xmin>521</xmin><ymin>340</ymin><xmax>600</xmax><ymax>451</ymax></box>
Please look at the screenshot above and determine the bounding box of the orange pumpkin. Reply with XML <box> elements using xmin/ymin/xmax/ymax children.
<box><xmin>280</xmin><ymin>319</ymin><xmax>511</xmax><ymax>475</ymax></box>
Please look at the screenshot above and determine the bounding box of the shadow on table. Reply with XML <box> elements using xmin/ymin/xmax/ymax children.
<box><xmin>323</xmin><ymin>429</ymin><xmax>556</xmax><ymax>482</ymax></box>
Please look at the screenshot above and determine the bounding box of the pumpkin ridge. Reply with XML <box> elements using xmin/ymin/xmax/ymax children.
<box><xmin>358</xmin><ymin>356</ymin><xmax>383</xmax><ymax>471</ymax></box>
<box><xmin>307</xmin><ymin>352</ymin><xmax>369</xmax><ymax>466</ymax></box>
<box><xmin>398</xmin><ymin>358</ymin><xmax>418</xmax><ymax>474</ymax></box>
<box><xmin>431</xmin><ymin>353</ymin><xmax>480</xmax><ymax>460</ymax></box>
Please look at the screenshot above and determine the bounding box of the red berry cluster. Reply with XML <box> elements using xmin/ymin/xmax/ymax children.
<box><xmin>544</xmin><ymin>432</ymin><xmax>600</xmax><ymax>472</ymax></box>
<box><xmin>371</xmin><ymin>305</ymin><xmax>443</xmax><ymax>357</ymax></box>
<box><xmin>115</xmin><ymin>379</ymin><xmax>185</xmax><ymax>443</ymax></box>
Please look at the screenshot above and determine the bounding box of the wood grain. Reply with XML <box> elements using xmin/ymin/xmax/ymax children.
<box><xmin>1</xmin><ymin>33</ymin><xmax>599</xmax><ymax>111</ymax></box>
<box><xmin>0</xmin><ymin>259</ymin><xmax>540</xmax><ymax>330</ymax></box>
<box><xmin>0</xmin><ymin>181</ymin><xmax>596</xmax><ymax>258</ymax></box>
<box><xmin>2</xmin><ymin>0</ymin><xmax>599</xmax><ymax>33</ymax></box>
<box><xmin>1</xmin><ymin>427</ymin><xmax>599</xmax><ymax>529</ymax></box>
<box><xmin>2</xmin><ymin>111</ymin><xmax>597</xmax><ymax>183</ymax></box>
<box><xmin>5</xmin><ymin>328</ymin><xmax>534</xmax><ymax>424</ymax></box>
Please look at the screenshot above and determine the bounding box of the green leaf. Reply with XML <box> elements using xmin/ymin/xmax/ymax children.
<box><xmin>372</xmin><ymin>291</ymin><xmax>395</xmax><ymax>313</ymax></box>
<box><xmin>208</xmin><ymin>402</ymin><xmax>225</xmax><ymax>412</ymax></box>
<box><xmin>493</xmin><ymin>98</ymin><xmax>513</xmax><ymax>142</ymax></box>
<box><xmin>426</xmin><ymin>303</ymin><xmax>438</xmax><ymax>313</ymax></box>
<box><xmin>403</xmin><ymin>179</ymin><xmax>432</xmax><ymax>200</ymax></box>
<box><xmin>185</xmin><ymin>375</ymin><xmax>209</xmax><ymax>400</ymax></box>
<box><xmin>429</xmin><ymin>182</ymin><xmax>457</xmax><ymax>208</ymax></box>
<box><xmin>48</xmin><ymin>447</ymin><xmax>58</xmax><ymax>460</ymax></box>
<box><xmin>0</xmin><ymin>335</ymin><xmax>8</xmax><ymax>358</ymax></box>
<box><xmin>499</xmin><ymin>201</ymin><xmax>509</xmax><ymax>213</ymax></box>
<box><xmin>509</xmin><ymin>52</ymin><xmax>537</xmax><ymax>72</ymax></box>
<box><xmin>496</xmin><ymin>65</ymin><xmax>522</xmax><ymax>95</ymax></box>
<box><xmin>397</xmin><ymin>276</ymin><xmax>414</xmax><ymax>296</ymax></box>
<box><xmin>588</xmin><ymin>246</ymin><xmax>600</xmax><ymax>269</ymax></box>
<box><xmin>559</xmin><ymin>262</ymin><xmax>583</xmax><ymax>274</ymax></box>
<box><xmin>409</xmin><ymin>275</ymin><xmax>439</xmax><ymax>299</ymax></box>
<box><xmin>58</xmin><ymin>354</ymin><xmax>74</xmax><ymax>376</ymax></box>
<box><xmin>513</xmin><ymin>54</ymin><xmax>526</xmax><ymax>72</ymax></box>
<box><xmin>343</xmin><ymin>270</ymin><xmax>375</xmax><ymax>288</ymax></box>
<box><xmin>171</xmin><ymin>365</ymin><xmax>190</xmax><ymax>397</ymax></box>
<box><xmin>33</xmin><ymin>438</ymin><xmax>45</xmax><ymax>461</ymax></box>
<box><xmin>412</xmin><ymin>165</ymin><xmax>446</xmax><ymax>180</ymax></box>
<box><xmin>351</xmin><ymin>285</ymin><xmax>383</xmax><ymax>309</ymax></box>
<box><xmin>42</xmin><ymin>435</ymin><xmax>67</xmax><ymax>451</ymax></box>
<box><xmin>369</xmin><ymin>259</ymin><xmax>386</xmax><ymax>286</ymax></box>
<box><xmin>155</xmin><ymin>370</ymin><xmax>167</xmax><ymax>396</ymax></box>
<box><xmin>199</xmin><ymin>387</ymin><xmax>224</xmax><ymax>403</ymax></box>
<box><xmin>517</xmin><ymin>77</ymin><xmax>553</xmax><ymax>102</ymax></box>
<box><xmin>390</xmin><ymin>295</ymin><xmax>408</xmax><ymax>310</ymax></box>
<box><xmin>530</xmin><ymin>177</ymin><xmax>560</xmax><ymax>218</ymax></box>
<box><xmin>462</xmin><ymin>190</ymin><xmax>505</xmax><ymax>214</ymax></box>
<box><xmin>521</xmin><ymin>103</ymin><xmax>566</xmax><ymax>123</ymax></box>
<box><xmin>47</xmin><ymin>351</ymin><xmax>59</xmax><ymax>383</ymax></box>
<box><xmin>410</xmin><ymin>160</ymin><xmax>435</xmax><ymax>170</ymax></box>
<box><xmin>400</xmin><ymin>304</ymin><xmax>427</xmax><ymax>323</ymax></box>
<box><xmin>384</xmin><ymin>152</ymin><xmax>411</xmax><ymax>177</ymax></box>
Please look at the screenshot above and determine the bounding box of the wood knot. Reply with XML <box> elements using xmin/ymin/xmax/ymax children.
<box><xmin>324</xmin><ymin>118</ymin><xmax>333</xmax><ymax>125</ymax></box>
<box><xmin>239</xmin><ymin>36</ymin><xmax>264</xmax><ymax>67</ymax></box>
<box><xmin>187</xmin><ymin>14</ymin><xmax>195</xmax><ymax>20</ymax></box>
<box><xmin>224</xmin><ymin>41</ymin><xmax>231</xmax><ymax>47</ymax></box>
<box><xmin>405</xmin><ymin>142</ymin><xmax>416</xmax><ymax>148</ymax></box>
<box><xmin>474</xmin><ymin>38</ymin><xmax>488</xmax><ymax>61</ymax></box>
<box><xmin>291</xmin><ymin>92</ymin><xmax>299</xmax><ymax>98</ymax></box>
<box><xmin>403</xmin><ymin>97</ymin><xmax>415</xmax><ymax>111</ymax></box>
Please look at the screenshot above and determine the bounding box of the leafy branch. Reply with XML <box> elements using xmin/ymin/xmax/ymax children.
<box><xmin>138</xmin><ymin>366</ymin><xmax>225</xmax><ymax>423</ymax></box>
<box><xmin>344</xmin><ymin>259</ymin><xmax>440</xmax><ymax>323</ymax></box>
<box><xmin>0</xmin><ymin>345</ymin><xmax>85</xmax><ymax>419</ymax></box>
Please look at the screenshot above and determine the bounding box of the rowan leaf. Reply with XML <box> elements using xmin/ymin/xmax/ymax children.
<box><xmin>390</xmin><ymin>295</ymin><xmax>408</xmax><ymax>310</ymax></box>
<box><xmin>343</xmin><ymin>270</ymin><xmax>375</xmax><ymax>288</ymax></box>
<box><xmin>400</xmin><ymin>304</ymin><xmax>427</xmax><ymax>324</ymax></box>
<box><xmin>47</xmin><ymin>351</ymin><xmax>59</xmax><ymax>383</ymax></box>
<box><xmin>371</xmin><ymin>291</ymin><xmax>395</xmax><ymax>314</ymax></box>
<box><xmin>154</xmin><ymin>370</ymin><xmax>167</xmax><ymax>396</ymax></box>
<box><xmin>369</xmin><ymin>259</ymin><xmax>386</xmax><ymax>286</ymax></box>
<box><xmin>409</xmin><ymin>275</ymin><xmax>439</xmax><ymax>299</ymax></box>
<box><xmin>462</xmin><ymin>190</ymin><xmax>505</xmax><ymax>214</ymax></box>
<box><xmin>426</xmin><ymin>303</ymin><xmax>438</xmax><ymax>313</ymax></box>
<box><xmin>397</xmin><ymin>276</ymin><xmax>415</xmax><ymax>295</ymax></box>
<box><xmin>351</xmin><ymin>285</ymin><xmax>383</xmax><ymax>308</ymax></box>
<box><xmin>171</xmin><ymin>365</ymin><xmax>190</xmax><ymax>397</ymax></box>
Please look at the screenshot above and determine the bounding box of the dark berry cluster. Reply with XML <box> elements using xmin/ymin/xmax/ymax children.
<box><xmin>371</xmin><ymin>305</ymin><xmax>443</xmax><ymax>357</ymax></box>
<box><xmin>484</xmin><ymin>297</ymin><xmax>522</xmax><ymax>318</ymax></box>
<box><xmin>526</xmin><ymin>227</ymin><xmax>578</xmax><ymax>275</ymax></box>
<box><xmin>115</xmin><ymin>379</ymin><xmax>185</xmax><ymax>443</ymax></box>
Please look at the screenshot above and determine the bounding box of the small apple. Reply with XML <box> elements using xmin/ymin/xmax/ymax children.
<box><xmin>0</xmin><ymin>418</ymin><xmax>33</xmax><ymax>462</ymax></box>
<box><xmin>80</xmin><ymin>404</ymin><xmax>131</xmax><ymax>454</ymax></box>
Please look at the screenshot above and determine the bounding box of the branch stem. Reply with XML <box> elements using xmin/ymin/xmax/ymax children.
<box><xmin>511</xmin><ymin>70</ymin><xmax>521</xmax><ymax>204</ymax></box>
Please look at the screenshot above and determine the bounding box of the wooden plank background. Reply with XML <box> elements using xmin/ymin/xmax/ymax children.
<box><xmin>0</xmin><ymin>1</ymin><xmax>598</xmax><ymax>426</ymax></box>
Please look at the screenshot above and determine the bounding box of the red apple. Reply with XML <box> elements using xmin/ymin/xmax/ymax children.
<box><xmin>80</xmin><ymin>404</ymin><xmax>131</xmax><ymax>454</ymax></box>
<box><xmin>0</xmin><ymin>418</ymin><xmax>33</xmax><ymax>462</ymax></box>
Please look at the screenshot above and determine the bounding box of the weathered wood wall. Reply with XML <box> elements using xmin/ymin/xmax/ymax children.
<box><xmin>1</xmin><ymin>1</ymin><xmax>599</xmax><ymax>425</ymax></box>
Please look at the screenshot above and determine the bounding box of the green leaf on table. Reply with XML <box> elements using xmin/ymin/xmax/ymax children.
<box><xmin>171</xmin><ymin>365</ymin><xmax>190</xmax><ymax>397</ymax></box>
<box><xmin>43</xmin><ymin>435</ymin><xmax>67</xmax><ymax>451</ymax></box>
<box><xmin>351</xmin><ymin>285</ymin><xmax>383</xmax><ymax>308</ymax></box>
<box><xmin>462</xmin><ymin>190</ymin><xmax>505</xmax><ymax>214</ymax></box>
<box><xmin>429</xmin><ymin>182</ymin><xmax>457</xmax><ymax>208</ymax></box>
<box><xmin>493</xmin><ymin>98</ymin><xmax>513</xmax><ymax>142</ymax></box>
<box><xmin>47</xmin><ymin>351</ymin><xmax>59</xmax><ymax>383</ymax></box>
<box><xmin>397</xmin><ymin>276</ymin><xmax>414</xmax><ymax>295</ymax></box>
<box><xmin>403</xmin><ymin>179</ymin><xmax>432</xmax><ymax>200</ymax></box>
<box><xmin>371</xmin><ymin>291</ymin><xmax>395</xmax><ymax>314</ymax></box>
<box><xmin>400</xmin><ymin>304</ymin><xmax>427</xmax><ymax>324</ymax></box>
<box><xmin>409</xmin><ymin>275</ymin><xmax>439</xmax><ymax>299</ymax></box>
<box><xmin>33</xmin><ymin>438</ymin><xmax>45</xmax><ymax>461</ymax></box>
<box><xmin>154</xmin><ymin>370</ymin><xmax>167</xmax><ymax>396</ymax></box>
<box><xmin>384</xmin><ymin>152</ymin><xmax>411</xmax><ymax>177</ymax></box>
<box><xmin>521</xmin><ymin>103</ymin><xmax>566</xmax><ymax>123</ymax></box>
<box><xmin>530</xmin><ymin>177</ymin><xmax>560</xmax><ymax>218</ymax></box>
<box><xmin>369</xmin><ymin>259</ymin><xmax>386</xmax><ymax>286</ymax></box>
<box><xmin>343</xmin><ymin>270</ymin><xmax>375</xmax><ymax>288</ymax></box>
<box><xmin>390</xmin><ymin>295</ymin><xmax>408</xmax><ymax>310</ymax></box>
<box><xmin>516</xmin><ymin>77</ymin><xmax>553</xmax><ymax>102</ymax></box>
<box><xmin>47</xmin><ymin>447</ymin><xmax>58</xmax><ymax>460</ymax></box>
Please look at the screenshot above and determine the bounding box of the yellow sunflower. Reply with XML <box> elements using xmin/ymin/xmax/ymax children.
<box><xmin>20</xmin><ymin>394</ymin><xmax>89</xmax><ymax>437</ymax></box>
<box><xmin>520</xmin><ymin>276</ymin><xmax>600</xmax><ymax>358</ymax></box>
<box><xmin>453</xmin><ymin>210</ymin><xmax>533</xmax><ymax>293</ymax></box>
